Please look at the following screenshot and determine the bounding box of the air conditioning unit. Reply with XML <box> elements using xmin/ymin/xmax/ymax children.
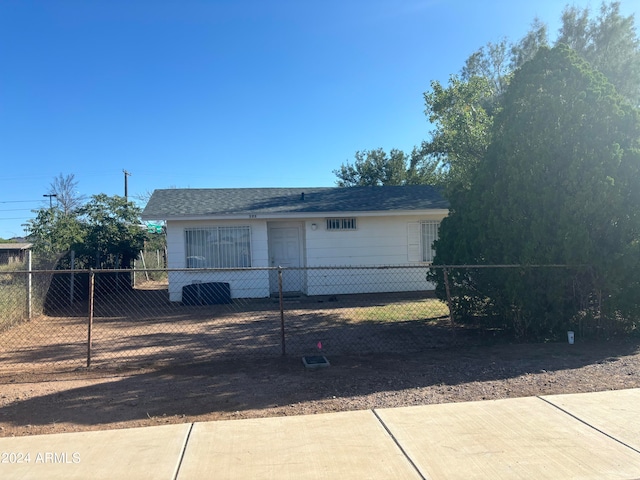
<box><xmin>182</xmin><ymin>282</ymin><xmax>231</xmax><ymax>305</ymax></box>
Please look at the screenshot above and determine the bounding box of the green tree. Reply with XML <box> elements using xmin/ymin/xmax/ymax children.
<box><xmin>332</xmin><ymin>2</ymin><xmax>640</xmax><ymax>212</ymax></box>
<box><xmin>405</xmin><ymin>146</ymin><xmax>447</xmax><ymax>185</ymax></box>
<box><xmin>559</xmin><ymin>1</ymin><xmax>640</xmax><ymax>105</ymax></box>
<box><xmin>422</xmin><ymin>75</ymin><xmax>495</xmax><ymax>194</ymax></box>
<box><xmin>464</xmin><ymin>2</ymin><xmax>640</xmax><ymax>106</ymax></box>
<box><xmin>334</xmin><ymin>148</ymin><xmax>445</xmax><ymax>187</ymax></box>
<box><xmin>462</xmin><ymin>38</ymin><xmax>513</xmax><ymax>97</ymax></box>
<box><xmin>421</xmin><ymin>1</ymin><xmax>640</xmax><ymax>196</ymax></box>
<box><xmin>431</xmin><ymin>45</ymin><xmax>640</xmax><ymax>337</ymax></box>
<box><xmin>26</xmin><ymin>208</ymin><xmax>84</xmax><ymax>257</ymax></box>
<box><xmin>75</xmin><ymin>194</ymin><xmax>147</xmax><ymax>269</ymax></box>
<box><xmin>511</xmin><ymin>18</ymin><xmax>549</xmax><ymax>69</ymax></box>
<box><xmin>26</xmin><ymin>192</ymin><xmax>148</xmax><ymax>271</ymax></box>
<box><xmin>334</xmin><ymin>148</ymin><xmax>407</xmax><ymax>186</ymax></box>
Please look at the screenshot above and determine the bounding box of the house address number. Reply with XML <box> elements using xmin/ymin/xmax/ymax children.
<box><xmin>248</xmin><ymin>214</ymin><xmax>257</xmax><ymax>218</ymax></box>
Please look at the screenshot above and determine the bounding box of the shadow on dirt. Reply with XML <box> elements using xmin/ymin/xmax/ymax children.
<box><xmin>1</xmin><ymin>338</ymin><xmax>639</xmax><ymax>431</ymax></box>
<box><xmin>0</xmin><ymin>288</ymin><xmax>487</xmax><ymax>372</ymax></box>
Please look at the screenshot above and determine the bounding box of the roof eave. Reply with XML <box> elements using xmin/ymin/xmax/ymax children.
<box><xmin>143</xmin><ymin>209</ymin><xmax>449</xmax><ymax>222</ymax></box>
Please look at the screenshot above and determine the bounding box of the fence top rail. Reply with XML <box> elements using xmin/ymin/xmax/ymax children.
<box><xmin>435</xmin><ymin>264</ymin><xmax>590</xmax><ymax>269</ymax></box>
<box><xmin>0</xmin><ymin>264</ymin><xmax>591</xmax><ymax>275</ymax></box>
<box><xmin>170</xmin><ymin>264</ymin><xmax>588</xmax><ymax>272</ymax></box>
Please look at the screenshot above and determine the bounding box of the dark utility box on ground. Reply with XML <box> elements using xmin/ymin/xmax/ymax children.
<box><xmin>182</xmin><ymin>282</ymin><xmax>232</xmax><ymax>305</ymax></box>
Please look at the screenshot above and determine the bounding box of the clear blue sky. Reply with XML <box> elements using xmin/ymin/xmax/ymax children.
<box><xmin>1</xmin><ymin>0</ymin><xmax>639</xmax><ymax>238</ymax></box>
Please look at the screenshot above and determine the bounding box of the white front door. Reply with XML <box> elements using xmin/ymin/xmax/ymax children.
<box><xmin>268</xmin><ymin>224</ymin><xmax>304</xmax><ymax>294</ymax></box>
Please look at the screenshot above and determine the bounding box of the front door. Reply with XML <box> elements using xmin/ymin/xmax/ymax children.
<box><xmin>268</xmin><ymin>223</ymin><xmax>304</xmax><ymax>294</ymax></box>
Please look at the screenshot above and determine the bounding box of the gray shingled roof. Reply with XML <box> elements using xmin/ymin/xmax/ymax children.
<box><xmin>142</xmin><ymin>186</ymin><xmax>448</xmax><ymax>219</ymax></box>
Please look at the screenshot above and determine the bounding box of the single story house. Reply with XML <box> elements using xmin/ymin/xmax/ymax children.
<box><xmin>0</xmin><ymin>243</ymin><xmax>33</xmax><ymax>265</ymax></box>
<box><xmin>141</xmin><ymin>186</ymin><xmax>448</xmax><ymax>301</ymax></box>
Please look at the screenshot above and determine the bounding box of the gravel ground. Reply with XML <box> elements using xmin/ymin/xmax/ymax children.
<box><xmin>0</xmin><ymin>339</ymin><xmax>639</xmax><ymax>437</ymax></box>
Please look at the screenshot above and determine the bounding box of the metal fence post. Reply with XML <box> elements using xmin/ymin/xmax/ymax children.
<box><xmin>87</xmin><ymin>269</ymin><xmax>95</xmax><ymax>368</ymax></box>
<box><xmin>278</xmin><ymin>267</ymin><xmax>285</xmax><ymax>355</ymax></box>
<box><xmin>27</xmin><ymin>250</ymin><xmax>32</xmax><ymax>320</ymax></box>
<box><xmin>443</xmin><ymin>267</ymin><xmax>456</xmax><ymax>340</ymax></box>
<box><xmin>70</xmin><ymin>250</ymin><xmax>75</xmax><ymax>305</ymax></box>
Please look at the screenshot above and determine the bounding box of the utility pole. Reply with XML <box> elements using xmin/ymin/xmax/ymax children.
<box><xmin>43</xmin><ymin>193</ymin><xmax>57</xmax><ymax>209</ymax></box>
<box><xmin>123</xmin><ymin>170</ymin><xmax>131</xmax><ymax>199</ymax></box>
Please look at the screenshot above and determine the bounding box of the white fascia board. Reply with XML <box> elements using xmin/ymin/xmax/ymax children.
<box><xmin>158</xmin><ymin>209</ymin><xmax>449</xmax><ymax>222</ymax></box>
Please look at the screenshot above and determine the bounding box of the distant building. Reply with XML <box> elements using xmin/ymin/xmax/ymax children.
<box><xmin>0</xmin><ymin>243</ymin><xmax>33</xmax><ymax>265</ymax></box>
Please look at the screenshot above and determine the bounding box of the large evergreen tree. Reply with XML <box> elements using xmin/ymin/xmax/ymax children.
<box><xmin>431</xmin><ymin>45</ymin><xmax>640</xmax><ymax>337</ymax></box>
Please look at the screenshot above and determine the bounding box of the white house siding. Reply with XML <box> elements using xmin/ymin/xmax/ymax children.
<box><xmin>303</xmin><ymin>214</ymin><xmax>445</xmax><ymax>296</ymax></box>
<box><xmin>163</xmin><ymin>213</ymin><xmax>446</xmax><ymax>300</ymax></box>
<box><xmin>304</xmin><ymin>215</ymin><xmax>445</xmax><ymax>266</ymax></box>
<box><xmin>304</xmin><ymin>266</ymin><xmax>431</xmax><ymax>295</ymax></box>
<box><xmin>165</xmin><ymin>219</ymin><xmax>270</xmax><ymax>301</ymax></box>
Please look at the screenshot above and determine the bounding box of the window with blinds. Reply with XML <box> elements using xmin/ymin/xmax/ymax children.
<box><xmin>185</xmin><ymin>226</ymin><xmax>251</xmax><ymax>268</ymax></box>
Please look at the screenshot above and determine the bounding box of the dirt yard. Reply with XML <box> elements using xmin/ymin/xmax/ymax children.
<box><xmin>1</xmin><ymin>338</ymin><xmax>639</xmax><ymax>438</ymax></box>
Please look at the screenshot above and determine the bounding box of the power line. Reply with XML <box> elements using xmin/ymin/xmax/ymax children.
<box><xmin>0</xmin><ymin>171</ymin><xmax>124</xmax><ymax>181</ymax></box>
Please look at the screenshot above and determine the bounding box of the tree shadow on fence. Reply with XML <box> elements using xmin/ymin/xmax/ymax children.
<box><xmin>1</xmin><ymin>294</ymin><xmax>469</xmax><ymax>371</ymax></box>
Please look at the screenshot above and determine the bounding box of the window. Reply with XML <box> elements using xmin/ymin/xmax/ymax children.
<box><xmin>408</xmin><ymin>220</ymin><xmax>440</xmax><ymax>263</ymax></box>
<box><xmin>326</xmin><ymin>218</ymin><xmax>357</xmax><ymax>230</ymax></box>
<box><xmin>421</xmin><ymin>221</ymin><xmax>439</xmax><ymax>262</ymax></box>
<box><xmin>185</xmin><ymin>226</ymin><xmax>251</xmax><ymax>268</ymax></box>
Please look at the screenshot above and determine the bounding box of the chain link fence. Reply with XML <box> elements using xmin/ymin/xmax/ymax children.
<box><xmin>0</xmin><ymin>265</ymin><xmax>458</xmax><ymax>373</ymax></box>
<box><xmin>0</xmin><ymin>263</ymin><xmax>605</xmax><ymax>374</ymax></box>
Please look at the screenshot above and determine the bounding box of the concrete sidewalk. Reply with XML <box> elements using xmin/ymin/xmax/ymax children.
<box><xmin>1</xmin><ymin>389</ymin><xmax>639</xmax><ymax>479</ymax></box>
